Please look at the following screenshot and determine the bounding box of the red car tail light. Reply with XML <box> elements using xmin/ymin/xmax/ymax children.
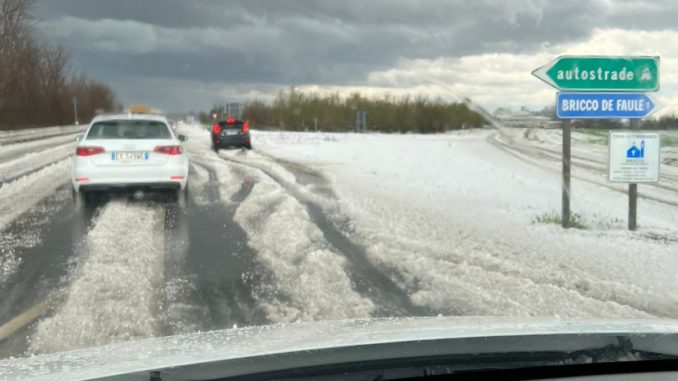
<box><xmin>226</xmin><ymin>118</ymin><xmax>235</xmax><ymax>125</ymax></box>
<box><xmin>212</xmin><ymin>124</ymin><xmax>221</xmax><ymax>134</ymax></box>
<box><xmin>154</xmin><ymin>145</ymin><xmax>183</xmax><ymax>155</ymax></box>
<box><xmin>243</xmin><ymin>121</ymin><xmax>250</xmax><ymax>133</ymax></box>
<box><xmin>76</xmin><ymin>146</ymin><xmax>105</xmax><ymax>156</ymax></box>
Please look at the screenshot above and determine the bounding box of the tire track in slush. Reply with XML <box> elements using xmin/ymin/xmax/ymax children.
<box><xmin>245</xmin><ymin>142</ymin><xmax>667</xmax><ymax>319</ymax></box>
<box><xmin>161</xmin><ymin>162</ymin><xmax>276</xmax><ymax>335</ymax></box>
<box><xmin>227</xmin><ymin>153</ymin><xmax>659</xmax><ymax>319</ymax></box>
<box><xmin>219</xmin><ymin>153</ymin><xmax>433</xmax><ymax>318</ymax></box>
<box><xmin>28</xmin><ymin>199</ymin><xmax>166</xmax><ymax>355</ymax></box>
<box><xmin>0</xmin><ymin>185</ymin><xmax>100</xmax><ymax>359</ymax></box>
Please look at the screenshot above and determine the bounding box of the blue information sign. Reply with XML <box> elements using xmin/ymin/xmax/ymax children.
<box><xmin>556</xmin><ymin>92</ymin><xmax>655</xmax><ymax>119</ymax></box>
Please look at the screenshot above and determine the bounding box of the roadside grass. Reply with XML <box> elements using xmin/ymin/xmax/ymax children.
<box><xmin>573</xmin><ymin>128</ymin><xmax>678</xmax><ymax>148</ymax></box>
<box><xmin>573</xmin><ymin>128</ymin><xmax>609</xmax><ymax>145</ymax></box>
<box><xmin>573</xmin><ymin>128</ymin><xmax>678</xmax><ymax>159</ymax></box>
<box><xmin>532</xmin><ymin>211</ymin><xmax>588</xmax><ymax>230</ymax></box>
<box><xmin>661</xmin><ymin>133</ymin><xmax>678</xmax><ymax>147</ymax></box>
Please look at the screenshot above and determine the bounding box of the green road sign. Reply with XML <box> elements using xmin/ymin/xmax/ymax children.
<box><xmin>532</xmin><ymin>56</ymin><xmax>659</xmax><ymax>91</ymax></box>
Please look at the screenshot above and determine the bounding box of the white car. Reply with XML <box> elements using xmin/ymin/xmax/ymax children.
<box><xmin>72</xmin><ymin>113</ymin><xmax>189</xmax><ymax>202</ymax></box>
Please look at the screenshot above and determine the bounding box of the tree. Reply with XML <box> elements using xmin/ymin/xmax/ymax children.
<box><xmin>0</xmin><ymin>0</ymin><xmax>119</xmax><ymax>129</ymax></box>
<box><xmin>234</xmin><ymin>87</ymin><xmax>487</xmax><ymax>133</ymax></box>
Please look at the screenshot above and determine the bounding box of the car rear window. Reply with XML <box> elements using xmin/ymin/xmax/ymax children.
<box><xmin>86</xmin><ymin>120</ymin><xmax>172</xmax><ymax>139</ymax></box>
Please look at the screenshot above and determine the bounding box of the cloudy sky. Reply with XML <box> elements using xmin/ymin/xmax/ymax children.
<box><xmin>34</xmin><ymin>0</ymin><xmax>678</xmax><ymax>114</ymax></box>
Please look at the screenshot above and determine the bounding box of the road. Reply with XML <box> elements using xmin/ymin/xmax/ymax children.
<box><xmin>0</xmin><ymin>124</ymin><xmax>677</xmax><ymax>359</ymax></box>
<box><xmin>0</xmin><ymin>125</ymin><xmax>434</xmax><ymax>359</ymax></box>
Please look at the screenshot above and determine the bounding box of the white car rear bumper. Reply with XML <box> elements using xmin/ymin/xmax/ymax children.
<box><xmin>72</xmin><ymin>156</ymin><xmax>188</xmax><ymax>192</ymax></box>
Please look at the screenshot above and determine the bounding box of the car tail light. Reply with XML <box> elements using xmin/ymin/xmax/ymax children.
<box><xmin>170</xmin><ymin>176</ymin><xmax>184</xmax><ymax>180</ymax></box>
<box><xmin>243</xmin><ymin>121</ymin><xmax>250</xmax><ymax>133</ymax></box>
<box><xmin>212</xmin><ymin>124</ymin><xmax>221</xmax><ymax>134</ymax></box>
<box><xmin>154</xmin><ymin>145</ymin><xmax>183</xmax><ymax>155</ymax></box>
<box><xmin>226</xmin><ymin>119</ymin><xmax>235</xmax><ymax>125</ymax></box>
<box><xmin>76</xmin><ymin>146</ymin><xmax>105</xmax><ymax>156</ymax></box>
<box><xmin>75</xmin><ymin>177</ymin><xmax>89</xmax><ymax>183</ymax></box>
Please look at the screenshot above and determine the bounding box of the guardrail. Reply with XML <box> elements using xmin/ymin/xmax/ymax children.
<box><xmin>0</xmin><ymin>125</ymin><xmax>87</xmax><ymax>146</ymax></box>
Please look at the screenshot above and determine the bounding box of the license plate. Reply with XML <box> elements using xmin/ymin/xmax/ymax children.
<box><xmin>224</xmin><ymin>130</ymin><xmax>238</xmax><ymax>136</ymax></box>
<box><xmin>112</xmin><ymin>151</ymin><xmax>148</xmax><ymax>161</ymax></box>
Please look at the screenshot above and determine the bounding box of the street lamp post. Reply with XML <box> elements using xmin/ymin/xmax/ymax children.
<box><xmin>73</xmin><ymin>97</ymin><xmax>79</xmax><ymax>125</ymax></box>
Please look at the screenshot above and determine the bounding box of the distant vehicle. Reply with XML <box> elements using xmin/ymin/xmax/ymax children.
<box><xmin>71</xmin><ymin>113</ymin><xmax>189</xmax><ymax>203</ymax></box>
<box><xmin>127</xmin><ymin>104</ymin><xmax>151</xmax><ymax>114</ymax></box>
<box><xmin>211</xmin><ymin>118</ymin><xmax>252</xmax><ymax>151</ymax></box>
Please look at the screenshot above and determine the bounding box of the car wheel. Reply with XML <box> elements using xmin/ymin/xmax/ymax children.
<box><xmin>73</xmin><ymin>188</ymin><xmax>90</xmax><ymax>208</ymax></box>
<box><xmin>175</xmin><ymin>186</ymin><xmax>188</xmax><ymax>208</ymax></box>
<box><xmin>244</xmin><ymin>143</ymin><xmax>252</xmax><ymax>150</ymax></box>
<box><xmin>72</xmin><ymin>187</ymin><xmax>80</xmax><ymax>204</ymax></box>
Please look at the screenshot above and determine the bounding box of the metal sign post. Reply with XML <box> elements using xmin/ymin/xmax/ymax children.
<box><xmin>562</xmin><ymin>119</ymin><xmax>571</xmax><ymax>228</ymax></box>
<box><xmin>628</xmin><ymin>183</ymin><xmax>637</xmax><ymax>230</ymax></box>
<box><xmin>628</xmin><ymin>119</ymin><xmax>639</xmax><ymax>230</ymax></box>
<box><xmin>534</xmin><ymin>55</ymin><xmax>660</xmax><ymax>230</ymax></box>
<box><xmin>608</xmin><ymin>127</ymin><xmax>660</xmax><ymax>230</ymax></box>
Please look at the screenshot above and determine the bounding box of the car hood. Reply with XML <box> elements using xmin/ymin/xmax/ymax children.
<box><xmin>1</xmin><ymin>317</ymin><xmax>678</xmax><ymax>381</ymax></box>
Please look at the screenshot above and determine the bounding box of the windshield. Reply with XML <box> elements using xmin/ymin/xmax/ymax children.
<box><xmin>86</xmin><ymin>120</ymin><xmax>172</xmax><ymax>140</ymax></box>
<box><xmin>0</xmin><ymin>0</ymin><xmax>677</xmax><ymax>376</ymax></box>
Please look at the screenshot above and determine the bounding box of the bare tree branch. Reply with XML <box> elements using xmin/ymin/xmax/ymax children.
<box><xmin>0</xmin><ymin>0</ymin><xmax>118</xmax><ymax>129</ymax></box>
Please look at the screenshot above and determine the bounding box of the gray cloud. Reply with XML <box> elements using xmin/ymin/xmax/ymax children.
<box><xmin>33</xmin><ymin>0</ymin><xmax>678</xmax><ymax>112</ymax></box>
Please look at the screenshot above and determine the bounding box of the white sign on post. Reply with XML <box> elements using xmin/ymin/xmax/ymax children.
<box><xmin>608</xmin><ymin>131</ymin><xmax>660</xmax><ymax>183</ymax></box>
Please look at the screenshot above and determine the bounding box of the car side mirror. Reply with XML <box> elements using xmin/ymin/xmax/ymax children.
<box><xmin>178</xmin><ymin>134</ymin><xmax>188</xmax><ymax>142</ymax></box>
<box><xmin>75</xmin><ymin>134</ymin><xmax>83</xmax><ymax>142</ymax></box>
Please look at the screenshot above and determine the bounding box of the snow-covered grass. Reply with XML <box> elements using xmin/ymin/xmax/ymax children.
<box><xmin>532</xmin><ymin>127</ymin><xmax>678</xmax><ymax>168</ymax></box>
<box><xmin>0</xmin><ymin>160</ymin><xmax>70</xmax><ymax>232</ymax></box>
<box><xmin>0</xmin><ymin>144</ymin><xmax>73</xmax><ymax>183</ymax></box>
<box><xmin>0</xmin><ymin>134</ymin><xmax>78</xmax><ymax>167</ymax></box>
<box><xmin>0</xmin><ymin>125</ymin><xmax>83</xmax><ymax>145</ymax></box>
<box><xmin>250</xmin><ymin>129</ymin><xmax>678</xmax><ymax>319</ymax></box>
<box><xmin>500</xmin><ymin>127</ymin><xmax>678</xmax><ymax>212</ymax></box>
<box><xmin>29</xmin><ymin>201</ymin><xmax>165</xmax><ymax>354</ymax></box>
<box><xmin>0</xmin><ymin>124</ymin><xmax>80</xmax><ymax>234</ymax></box>
<box><xmin>571</xmin><ymin>128</ymin><xmax>678</xmax><ymax>148</ymax></box>
<box><xmin>532</xmin><ymin>210</ymin><xmax>588</xmax><ymax>230</ymax></box>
